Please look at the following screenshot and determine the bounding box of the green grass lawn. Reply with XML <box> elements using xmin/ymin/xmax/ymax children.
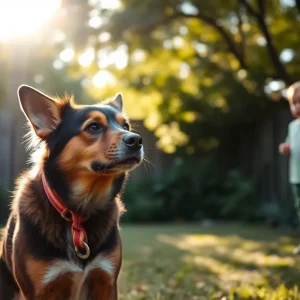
<box><xmin>119</xmin><ymin>223</ymin><xmax>300</xmax><ymax>300</ymax></box>
<box><xmin>1</xmin><ymin>223</ymin><xmax>300</xmax><ymax>299</ymax></box>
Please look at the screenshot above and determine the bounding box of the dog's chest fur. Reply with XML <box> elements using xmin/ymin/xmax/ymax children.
<box><xmin>11</xmin><ymin>253</ymin><xmax>114</xmax><ymax>300</ymax></box>
<box><xmin>43</xmin><ymin>253</ymin><xmax>114</xmax><ymax>299</ymax></box>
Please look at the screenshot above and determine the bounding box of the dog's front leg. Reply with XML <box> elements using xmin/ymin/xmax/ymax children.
<box><xmin>87</xmin><ymin>269</ymin><xmax>118</xmax><ymax>300</ymax></box>
<box><xmin>0</xmin><ymin>258</ymin><xmax>19</xmax><ymax>300</ymax></box>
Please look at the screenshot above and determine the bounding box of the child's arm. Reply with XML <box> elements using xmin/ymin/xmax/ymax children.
<box><xmin>279</xmin><ymin>142</ymin><xmax>290</xmax><ymax>155</ymax></box>
<box><xmin>279</xmin><ymin>124</ymin><xmax>290</xmax><ymax>155</ymax></box>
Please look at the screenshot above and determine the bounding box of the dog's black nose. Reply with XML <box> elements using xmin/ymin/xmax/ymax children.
<box><xmin>123</xmin><ymin>133</ymin><xmax>143</xmax><ymax>151</ymax></box>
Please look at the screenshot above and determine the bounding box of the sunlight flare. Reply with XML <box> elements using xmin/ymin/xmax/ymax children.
<box><xmin>0</xmin><ymin>0</ymin><xmax>61</xmax><ymax>41</ymax></box>
<box><xmin>92</xmin><ymin>70</ymin><xmax>116</xmax><ymax>88</ymax></box>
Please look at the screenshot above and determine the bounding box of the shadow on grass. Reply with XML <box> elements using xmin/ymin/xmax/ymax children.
<box><xmin>119</xmin><ymin>223</ymin><xmax>300</xmax><ymax>299</ymax></box>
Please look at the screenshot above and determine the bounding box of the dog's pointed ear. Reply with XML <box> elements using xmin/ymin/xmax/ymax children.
<box><xmin>18</xmin><ymin>85</ymin><xmax>61</xmax><ymax>139</ymax></box>
<box><xmin>108</xmin><ymin>93</ymin><xmax>123</xmax><ymax>112</ymax></box>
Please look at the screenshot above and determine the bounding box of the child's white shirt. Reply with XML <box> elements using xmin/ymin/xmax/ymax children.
<box><xmin>286</xmin><ymin>119</ymin><xmax>300</xmax><ymax>183</ymax></box>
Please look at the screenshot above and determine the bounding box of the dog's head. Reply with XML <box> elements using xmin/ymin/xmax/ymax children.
<box><xmin>18</xmin><ymin>85</ymin><xmax>143</xmax><ymax>211</ymax></box>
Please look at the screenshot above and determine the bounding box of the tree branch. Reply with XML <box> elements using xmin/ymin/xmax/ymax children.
<box><xmin>237</xmin><ymin>3</ymin><xmax>246</xmax><ymax>68</ymax></box>
<box><xmin>256</xmin><ymin>0</ymin><xmax>266</xmax><ymax>16</ymax></box>
<box><xmin>138</xmin><ymin>11</ymin><xmax>247</xmax><ymax>70</ymax></box>
<box><xmin>295</xmin><ymin>0</ymin><xmax>300</xmax><ymax>15</ymax></box>
<box><xmin>241</xmin><ymin>0</ymin><xmax>293</xmax><ymax>84</ymax></box>
<box><xmin>137</xmin><ymin>14</ymin><xmax>179</xmax><ymax>33</ymax></box>
<box><xmin>239</xmin><ymin>0</ymin><xmax>259</xmax><ymax>18</ymax></box>
<box><xmin>183</xmin><ymin>12</ymin><xmax>248</xmax><ymax>69</ymax></box>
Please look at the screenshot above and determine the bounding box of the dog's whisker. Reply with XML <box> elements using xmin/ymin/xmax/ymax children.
<box><xmin>143</xmin><ymin>155</ymin><xmax>156</xmax><ymax>168</ymax></box>
<box><xmin>142</xmin><ymin>161</ymin><xmax>150</xmax><ymax>175</ymax></box>
<box><xmin>101</xmin><ymin>159</ymin><xmax>113</xmax><ymax>173</ymax></box>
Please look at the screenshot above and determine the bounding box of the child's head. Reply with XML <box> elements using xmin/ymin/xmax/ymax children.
<box><xmin>287</xmin><ymin>81</ymin><xmax>300</xmax><ymax>118</ymax></box>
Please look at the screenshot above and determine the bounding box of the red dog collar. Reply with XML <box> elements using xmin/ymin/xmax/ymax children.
<box><xmin>42</xmin><ymin>173</ymin><xmax>90</xmax><ymax>259</ymax></box>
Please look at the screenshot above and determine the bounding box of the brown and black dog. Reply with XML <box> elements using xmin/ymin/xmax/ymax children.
<box><xmin>0</xmin><ymin>85</ymin><xmax>143</xmax><ymax>299</ymax></box>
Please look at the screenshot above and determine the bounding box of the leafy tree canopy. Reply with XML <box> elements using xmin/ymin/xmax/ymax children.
<box><xmin>3</xmin><ymin>0</ymin><xmax>300</xmax><ymax>154</ymax></box>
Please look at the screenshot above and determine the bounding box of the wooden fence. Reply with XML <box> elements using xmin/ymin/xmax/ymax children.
<box><xmin>0</xmin><ymin>105</ymin><xmax>295</xmax><ymax>221</ymax></box>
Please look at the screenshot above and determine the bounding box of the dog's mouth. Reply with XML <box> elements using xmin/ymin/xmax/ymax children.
<box><xmin>118</xmin><ymin>157</ymin><xmax>140</xmax><ymax>165</ymax></box>
<box><xmin>91</xmin><ymin>154</ymin><xmax>142</xmax><ymax>174</ymax></box>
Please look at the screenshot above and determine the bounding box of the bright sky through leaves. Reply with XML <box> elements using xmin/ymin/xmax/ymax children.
<box><xmin>0</xmin><ymin>0</ymin><xmax>61</xmax><ymax>41</ymax></box>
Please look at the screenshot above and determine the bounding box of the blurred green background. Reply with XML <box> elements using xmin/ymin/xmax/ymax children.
<box><xmin>1</xmin><ymin>0</ymin><xmax>300</xmax><ymax>298</ymax></box>
<box><xmin>0</xmin><ymin>0</ymin><xmax>298</xmax><ymax>225</ymax></box>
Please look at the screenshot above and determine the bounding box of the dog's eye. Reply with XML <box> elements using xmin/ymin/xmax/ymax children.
<box><xmin>123</xmin><ymin>123</ymin><xmax>130</xmax><ymax>131</ymax></box>
<box><xmin>86</xmin><ymin>122</ymin><xmax>102</xmax><ymax>133</ymax></box>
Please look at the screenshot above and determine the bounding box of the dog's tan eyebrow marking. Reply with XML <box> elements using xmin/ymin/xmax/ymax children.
<box><xmin>115</xmin><ymin>113</ymin><xmax>126</xmax><ymax>125</ymax></box>
<box><xmin>81</xmin><ymin>111</ymin><xmax>108</xmax><ymax>130</ymax></box>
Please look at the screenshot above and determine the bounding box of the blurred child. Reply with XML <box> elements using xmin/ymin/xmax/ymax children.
<box><xmin>279</xmin><ymin>81</ymin><xmax>300</xmax><ymax>254</ymax></box>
